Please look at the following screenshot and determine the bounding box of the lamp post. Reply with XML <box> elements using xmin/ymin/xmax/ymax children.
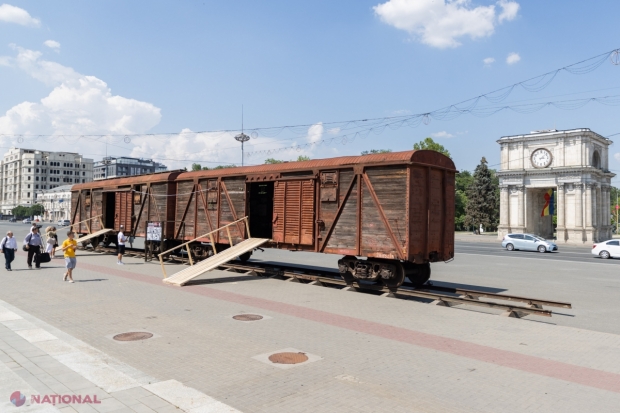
<box><xmin>234</xmin><ymin>105</ymin><xmax>250</xmax><ymax>166</ymax></box>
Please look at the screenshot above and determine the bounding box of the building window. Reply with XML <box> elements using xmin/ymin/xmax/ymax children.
<box><xmin>36</xmin><ymin>161</ymin><xmax>39</xmax><ymax>165</ymax></box>
<box><xmin>28</xmin><ymin>160</ymin><xmax>31</xmax><ymax>164</ymax></box>
<box><xmin>28</xmin><ymin>168</ymin><xmax>31</xmax><ymax>172</ymax></box>
<box><xmin>36</xmin><ymin>169</ymin><xmax>39</xmax><ymax>173</ymax></box>
<box><xmin>27</xmin><ymin>176</ymin><xmax>30</xmax><ymax>180</ymax></box>
<box><xmin>27</xmin><ymin>184</ymin><xmax>30</xmax><ymax>189</ymax></box>
<box><xmin>35</xmin><ymin>177</ymin><xmax>39</xmax><ymax>181</ymax></box>
<box><xmin>82</xmin><ymin>172</ymin><xmax>85</xmax><ymax>176</ymax></box>
<box><xmin>82</xmin><ymin>179</ymin><xmax>85</xmax><ymax>183</ymax></box>
<box><xmin>35</xmin><ymin>185</ymin><xmax>38</xmax><ymax>189</ymax></box>
<box><xmin>27</xmin><ymin>192</ymin><xmax>30</xmax><ymax>197</ymax></box>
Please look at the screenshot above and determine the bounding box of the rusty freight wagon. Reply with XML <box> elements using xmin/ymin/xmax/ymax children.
<box><xmin>167</xmin><ymin>149</ymin><xmax>455</xmax><ymax>287</ymax></box>
<box><xmin>70</xmin><ymin>171</ymin><xmax>182</xmax><ymax>250</ymax></box>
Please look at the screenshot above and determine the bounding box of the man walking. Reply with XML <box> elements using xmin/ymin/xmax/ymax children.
<box><xmin>24</xmin><ymin>226</ymin><xmax>43</xmax><ymax>269</ymax></box>
<box><xmin>117</xmin><ymin>225</ymin><xmax>126</xmax><ymax>265</ymax></box>
<box><xmin>1</xmin><ymin>231</ymin><xmax>17</xmax><ymax>271</ymax></box>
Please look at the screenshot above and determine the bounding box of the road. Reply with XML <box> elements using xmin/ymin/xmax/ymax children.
<box><xmin>455</xmin><ymin>240</ymin><xmax>620</xmax><ymax>265</ymax></box>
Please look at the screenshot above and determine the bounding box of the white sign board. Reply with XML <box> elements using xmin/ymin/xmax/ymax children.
<box><xmin>146</xmin><ymin>222</ymin><xmax>162</xmax><ymax>241</ymax></box>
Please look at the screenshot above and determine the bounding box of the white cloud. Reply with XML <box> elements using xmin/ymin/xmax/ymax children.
<box><xmin>43</xmin><ymin>40</ymin><xmax>61</xmax><ymax>51</ymax></box>
<box><xmin>431</xmin><ymin>131</ymin><xmax>454</xmax><ymax>138</ymax></box>
<box><xmin>373</xmin><ymin>0</ymin><xmax>519</xmax><ymax>48</ymax></box>
<box><xmin>0</xmin><ymin>46</ymin><xmax>161</xmax><ymax>157</ymax></box>
<box><xmin>506</xmin><ymin>52</ymin><xmax>521</xmax><ymax>64</ymax></box>
<box><xmin>498</xmin><ymin>0</ymin><xmax>519</xmax><ymax>22</ymax></box>
<box><xmin>614</xmin><ymin>153</ymin><xmax>620</xmax><ymax>162</ymax></box>
<box><xmin>483</xmin><ymin>57</ymin><xmax>495</xmax><ymax>65</ymax></box>
<box><xmin>0</xmin><ymin>4</ymin><xmax>40</xmax><ymax>26</ymax></box>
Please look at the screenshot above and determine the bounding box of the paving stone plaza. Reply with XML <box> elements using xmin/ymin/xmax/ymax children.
<box><xmin>1</xmin><ymin>223</ymin><xmax>620</xmax><ymax>412</ymax></box>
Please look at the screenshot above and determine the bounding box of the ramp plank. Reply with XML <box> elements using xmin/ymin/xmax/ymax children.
<box><xmin>163</xmin><ymin>238</ymin><xmax>270</xmax><ymax>286</ymax></box>
<box><xmin>76</xmin><ymin>228</ymin><xmax>113</xmax><ymax>244</ymax></box>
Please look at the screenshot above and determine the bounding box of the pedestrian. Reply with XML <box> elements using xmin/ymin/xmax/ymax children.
<box><xmin>24</xmin><ymin>226</ymin><xmax>43</xmax><ymax>269</ymax></box>
<box><xmin>117</xmin><ymin>225</ymin><xmax>126</xmax><ymax>265</ymax></box>
<box><xmin>46</xmin><ymin>226</ymin><xmax>58</xmax><ymax>257</ymax></box>
<box><xmin>0</xmin><ymin>231</ymin><xmax>17</xmax><ymax>271</ymax></box>
<box><xmin>59</xmin><ymin>231</ymin><xmax>77</xmax><ymax>283</ymax></box>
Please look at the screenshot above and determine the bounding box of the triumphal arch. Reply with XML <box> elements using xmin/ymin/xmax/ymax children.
<box><xmin>496</xmin><ymin>129</ymin><xmax>615</xmax><ymax>244</ymax></box>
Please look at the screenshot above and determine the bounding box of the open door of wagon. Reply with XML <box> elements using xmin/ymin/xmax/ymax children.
<box><xmin>272</xmin><ymin>179</ymin><xmax>315</xmax><ymax>245</ymax></box>
<box><xmin>113</xmin><ymin>189</ymin><xmax>134</xmax><ymax>232</ymax></box>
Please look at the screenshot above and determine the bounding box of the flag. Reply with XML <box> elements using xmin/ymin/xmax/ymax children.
<box><xmin>541</xmin><ymin>189</ymin><xmax>554</xmax><ymax>217</ymax></box>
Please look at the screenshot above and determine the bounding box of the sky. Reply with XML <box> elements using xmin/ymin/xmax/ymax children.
<box><xmin>1</xmin><ymin>0</ymin><xmax>620</xmax><ymax>181</ymax></box>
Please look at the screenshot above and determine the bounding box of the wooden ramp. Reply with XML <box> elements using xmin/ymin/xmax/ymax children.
<box><xmin>76</xmin><ymin>228</ymin><xmax>113</xmax><ymax>244</ymax></box>
<box><xmin>163</xmin><ymin>238</ymin><xmax>270</xmax><ymax>286</ymax></box>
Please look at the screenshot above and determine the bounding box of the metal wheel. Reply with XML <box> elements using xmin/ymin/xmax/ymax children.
<box><xmin>238</xmin><ymin>251</ymin><xmax>252</xmax><ymax>262</ymax></box>
<box><xmin>506</xmin><ymin>243</ymin><xmax>514</xmax><ymax>251</ymax></box>
<box><xmin>537</xmin><ymin>245</ymin><xmax>547</xmax><ymax>253</ymax></box>
<box><xmin>600</xmin><ymin>250</ymin><xmax>611</xmax><ymax>259</ymax></box>
<box><xmin>404</xmin><ymin>262</ymin><xmax>431</xmax><ymax>286</ymax></box>
<box><xmin>382</xmin><ymin>262</ymin><xmax>406</xmax><ymax>291</ymax></box>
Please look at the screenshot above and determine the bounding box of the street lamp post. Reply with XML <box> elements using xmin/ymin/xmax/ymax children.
<box><xmin>234</xmin><ymin>105</ymin><xmax>250</xmax><ymax>166</ymax></box>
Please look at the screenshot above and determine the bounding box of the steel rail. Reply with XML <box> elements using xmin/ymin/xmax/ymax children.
<box><xmin>217</xmin><ymin>263</ymin><xmax>553</xmax><ymax>318</ymax></box>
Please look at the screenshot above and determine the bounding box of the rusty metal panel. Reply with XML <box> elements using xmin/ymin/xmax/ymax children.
<box><xmin>320</xmin><ymin>171</ymin><xmax>338</xmax><ymax>202</ymax></box>
<box><xmin>273</xmin><ymin>181</ymin><xmax>285</xmax><ymax>243</ymax></box>
<box><xmin>427</xmin><ymin>168</ymin><xmax>444</xmax><ymax>255</ymax></box>
<box><xmin>91</xmin><ymin>190</ymin><xmax>103</xmax><ymax>231</ymax></box>
<box><xmin>175</xmin><ymin>181</ymin><xmax>195</xmax><ymax>240</ymax></box>
<box><xmin>220</xmin><ymin>178</ymin><xmax>246</xmax><ymax>243</ymax></box>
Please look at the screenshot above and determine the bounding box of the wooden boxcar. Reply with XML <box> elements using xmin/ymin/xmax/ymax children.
<box><xmin>71</xmin><ymin>170</ymin><xmax>182</xmax><ymax>250</ymax></box>
<box><xmin>71</xmin><ymin>150</ymin><xmax>455</xmax><ymax>287</ymax></box>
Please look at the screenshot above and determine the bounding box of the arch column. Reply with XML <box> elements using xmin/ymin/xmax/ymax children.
<box><xmin>498</xmin><ymin>185</ymin><xmax>511</xmax><ymax>238</ymax></box>
<box><xmin>517</xmin><ymin>185</ymin><xmax>525</xmax><ymax>231</ymax></box>
<box><xmin>556</xmin><ymin>183</ymin><xmax>566</xmax><ymax>241</ymax></box>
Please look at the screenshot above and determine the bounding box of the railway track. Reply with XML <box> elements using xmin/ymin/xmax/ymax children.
<box><xmin>80</xmin><ymin>245</ymin><xmax>572</xmax><ymax>318</ymax></box>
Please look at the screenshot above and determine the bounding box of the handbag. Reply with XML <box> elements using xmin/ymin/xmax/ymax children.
<box><xmin>39</xmin><ymin>253</ymin><xmax>51</xmax><ymax>263</ymax></box>
<box><xmin>22</xmin><ymin>245</ymin><xmax>28</xmax><ymax>252</ymax></box>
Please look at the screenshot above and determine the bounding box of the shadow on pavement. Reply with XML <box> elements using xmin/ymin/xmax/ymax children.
<box><xmin>429</xmin><ymin>281</ymin><xmax>506</xmax><ymax>293</ymax></box>
<box><xmin>185</xmin><ymin>275</ymin><xmax>269</xmax><ymax>286</ymax></box>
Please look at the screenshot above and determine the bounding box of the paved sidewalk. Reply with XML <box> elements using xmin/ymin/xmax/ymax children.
<box><xmin>0</xmin><ymin>300</ymin><xmax>240</xmax><ymax>412</ymax></box>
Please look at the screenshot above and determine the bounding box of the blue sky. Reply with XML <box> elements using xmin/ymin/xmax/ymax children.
<box><xmin>1</xmin><ymin>1</ymin><xmax>620</xmax><ymax>179</ymax></box>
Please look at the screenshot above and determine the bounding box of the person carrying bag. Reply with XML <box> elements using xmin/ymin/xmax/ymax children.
<box><xmin>24</xmin><ymin>226</ymin><xmax>43</xmax><ymax>269</ymax></box>
<box><xmin>1</xmin><ymin>231</ymin><xmax>17</xmax><ymax>271</ymax></box>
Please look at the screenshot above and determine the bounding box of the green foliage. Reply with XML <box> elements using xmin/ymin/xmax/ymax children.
<box><xmin>464</xmin><ymin>157</ymin><xmax>499</xmax><ymax>232</ymax></box>
<box><xmin>454</xmin><ymin>171</ymin><xmax>474</xmax><ymax>230</ymax></box>
<box><xmin>264</xmin><ymin>158</ymin><xmax>284</xmax><ymax>164</ymax></box>
<box><xmin>11</xmin><ymin>204</ymin><xmax>44</xmax><ymax>219</ymax></box>
<box><xmin>413</xmin><ymin>137</ymin><xmax>451</xmax><ymax>159</ymax></box>
<box><xmin>296</xmin><ymin>155</ymin><xmax>311</xmax><ymax>162</ymax></box>
<box><xmin>361</xmin><ymin>149</ymin><xmax>392</xmax><ymax>155</ymax></box>
<box><xmin>191</xmin><ymin>163</ymin><xmax>202</xmax><ymax>171</ymax></box>
<box><xmin>31</xmin><ymin>204</ymin><xmax>45</xmax><ymax>216</ymax></box>
<box><xmin>198</xmin><ymin>164</ymin><xmax>237</xmax><ymax>170</ymax></box>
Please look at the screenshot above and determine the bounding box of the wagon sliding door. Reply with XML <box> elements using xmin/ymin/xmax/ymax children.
<box><xmin>272</xmin><ymin>180</ymin><xmax>314</xmax><ymax>245</ymax></box>
<box><xmin>114</xmin><ymin>191</ymin><xmax>133</xmax><ymax>231</ymax></box>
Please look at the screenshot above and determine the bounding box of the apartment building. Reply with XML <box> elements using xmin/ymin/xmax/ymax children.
<box><xmin>93</xmin><ymin>156</ymin><xmax>167</xmax><ymax>180</ymax></box>
<box><xmin>36</xmin><ymin>184</ymin><xmax>73</xmax><ymax>221</ymax></box>
<box><xmin>1</xmin><ymin>148</ymin><xmax>93</xmax><ymax>215</ymax></box>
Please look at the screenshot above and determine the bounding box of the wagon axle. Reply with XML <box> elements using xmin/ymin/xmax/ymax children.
<box><xmin>337</xmin><ymin>256</ymin><xmax>431</xmax><ymax>290</ymax></box>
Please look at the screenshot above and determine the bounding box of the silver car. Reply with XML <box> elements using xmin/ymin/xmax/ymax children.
<box><xmin>501</xmin><ymin>233</ymin><xmax>558</xmax><ymax>253</ymax></box>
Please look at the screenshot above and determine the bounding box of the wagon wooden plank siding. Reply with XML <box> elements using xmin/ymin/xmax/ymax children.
<box><xmin>70</xmin><ymin>150</ymin><xmax>455</xmax><ymax>288</ymax></box>
<box><xmin>71</xmin><ymin>171</ymin><xmax>182</xmax><ymax>249</ymax></box>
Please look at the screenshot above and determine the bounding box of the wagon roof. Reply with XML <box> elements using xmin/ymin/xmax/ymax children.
<box><xmin>177</xmin><ymin>150</ymin><xmax>455</xmax><ymax>180</ymax></box>
<box><xmin>71</xmin><ymin>170</ymin><xmax>184</xmax><ymax>191</ymax></box>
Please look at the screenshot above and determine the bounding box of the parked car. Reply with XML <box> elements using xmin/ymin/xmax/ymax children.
<box><xmin>8</xmin><ymin>218</ymin><xmax>16</xmax><ymax>222</ymax></box>
<box><xmin>591</xmin><ymin>240</ymin><xmax>620</xmax><ymax>259</ymax></box>
<box><xmin>57</xmin><ymin>219</ymin><xmax>71</xmax><ymax>227</ymax></box>
<box><xmin>501</xmin><ymin>233</ymin><xmax>558</xmax><ymax>253</ymax></box>
<box><xmin>22</xmin><ymin>218</ymin><xmax>32</xmax><ymax>224</ymax></box>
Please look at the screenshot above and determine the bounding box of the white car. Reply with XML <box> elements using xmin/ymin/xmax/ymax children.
<box><xmin>591</xmin><ymin>240</ymin><xmax>620</xmax><ymax>259</ymax></box>
<box><xmin>501</xmin><ymin>233</ymin><xmax>558</xmax><ymax>253</ymax></box>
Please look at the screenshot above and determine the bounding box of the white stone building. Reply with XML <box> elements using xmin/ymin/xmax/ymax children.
<box><xmin>36</xmin><ymin>185</ymin><xmax>73</xmax><ymax>222</ymax></box>
<box><xmin>497</xmin><ymin>129</ymin><xmax>615</xmax><ymax>244</ymax></box>
<box><xmin>0</xmin><ymin>148</ymin><xmax>93</xmax><ymax>215</ymax></box>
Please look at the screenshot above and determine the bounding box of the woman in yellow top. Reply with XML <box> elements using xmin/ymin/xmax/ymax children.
<box><xmin>59</xmin><ymin>231</ymin><xmax>77</xmax><ymax>283</ymax></box>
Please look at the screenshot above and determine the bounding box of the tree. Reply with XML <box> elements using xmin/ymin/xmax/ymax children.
<box><xmin>31</xmin><ymin>204</ymin><xmax>45</xmax><ymax>216</ymax></box>
<box><xmin>455</xmin><ymin>171</ymin><xmax>474</xmax><ymax>230</ymax></box>
<box><xmin>413</xmin><ymin>137</ymin><xmax>451</xmax><ymax>158</ymax></box>
<box><xmin>191</xmin><ymin>163</ymin><xmax>202</xmax><ymax>171</ymax></box>
<box><xmin>12</xmin><ymin>206</ymin><xmax>29</xmax><ymax>218</ymax></box>
<box><xmin>296</xmin><ymin>155</ymin><xmax>310</xmax><ymax>162</ymax></box>
<box><xmin>264</xmin><ymin>158</ymin><xmax>284</xmax><ymax>164</ymax></box>
<box><xmin>361</xmin><ymin>149</ymin><xmax>392</xmax><ymax>155</ymax></box>
<box><xmin>464</xmin><ymin>157</ymin><xmax>498</xmax><ymax>233</ymax></box>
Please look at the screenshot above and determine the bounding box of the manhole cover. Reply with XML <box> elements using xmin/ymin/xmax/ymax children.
<box><xmin>268</xmin><ymin>352</ymin><xmax>308</xmax><ymax>364</ymax></box>
<box><xmin>113</xmin><ymin>332</ymin><xmax>153</xmax><ymax>342</ymax></box>
<box><xmin>233</xmin><ymin>314</ymin><xmax>263</xmax><ymax>321</ymax></box>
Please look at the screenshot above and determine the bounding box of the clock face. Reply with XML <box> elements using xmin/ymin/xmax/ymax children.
<box><xmin>531</xmin><ymin>148</ymin><xmax>552</xmax><ymax>168</ymax></box>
